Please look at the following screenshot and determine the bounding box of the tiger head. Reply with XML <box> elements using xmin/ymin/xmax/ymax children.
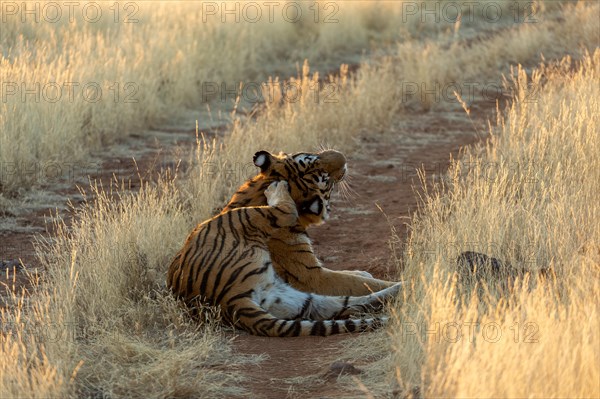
<box><xmin>223</xmin><ymin>149</ymin><xmax>347</xmax><ymax>229</ymax></box>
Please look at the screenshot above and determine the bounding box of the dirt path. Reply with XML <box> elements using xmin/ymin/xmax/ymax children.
<box><xmin>230</xmin><ymin>110</ymin><xmax>486</xmax><ymax>398</ymax></box>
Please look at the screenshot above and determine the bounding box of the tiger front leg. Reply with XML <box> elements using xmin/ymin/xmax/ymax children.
<box><xmin>268</xmin><ymin>236</ymin><xmax>399</xmax><ymax>296</ymax></box>
<box><xmin>264</xmin><ymin>180</ymin><xmax>298</xmax><ymax>227</ymax></box>
<box><xmin>296</xmin><ymin>263</ymin><xmax>399</xmax><ymax>296</ymax></box>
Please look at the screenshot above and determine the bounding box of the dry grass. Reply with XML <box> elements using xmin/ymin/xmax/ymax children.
<box><xmin>380</xmin><ymin>49</ymin><xmax>600</xmax><ymax>399</ymax></box>
<box><xmin>1</xmin><ymin>176</ymin><xmax>257</xmax><ymax>398</ymax></box>
<box><xmin>1</xmin><ymin>1</ymin><xmax>598</xmax><ymax>398</ymax></box>
<box><xmin>0</xmin><ymin>0</ymin><xmax>408</xmax><ymax>194</ymax></box>
<box><xmin>393</xmin><ymin>0</ymin><xmax>598</xmax><ymax>110</ymax></box>
<box><xmin>0</xmin><ymin>0</ymin><xmax>553</xmax><ymax>195</ymax></box>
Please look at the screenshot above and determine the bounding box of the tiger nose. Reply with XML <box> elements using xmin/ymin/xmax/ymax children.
<box><xmin>319</xmin><ymin>150</ymin><xmax>347</xmax><ymax>181</ymax></box>
<box><xmin>340</xmin><ymin>164</ymin><xmax>347</xmax><ymax>179</ymax></box>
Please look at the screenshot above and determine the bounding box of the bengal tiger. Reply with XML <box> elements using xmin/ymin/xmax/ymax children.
<box><xmin>167</xmin><ymin>150</ymin><xmax>401</xmax><ymax>336</ymax></box>
<box><xmin>223</xmin><ymin>150</ymin><xmax>398</xmax><ymax>296</ymax></box>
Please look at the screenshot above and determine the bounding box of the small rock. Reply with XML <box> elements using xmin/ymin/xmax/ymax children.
<box><xmin>0</xmin><ymin>259</ymin><xmax>24</xmax><ymax>271</ymax></box>
<box><xmin>325</xmin><ymin>361</ymin><xmax>363</xmax><ymax>379</ymax></box>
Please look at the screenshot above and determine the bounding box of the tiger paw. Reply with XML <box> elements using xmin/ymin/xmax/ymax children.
<box><xmin>265</xmin><ymin>180</ymin><xmax>290</xmax><ymax>207</ymax></box>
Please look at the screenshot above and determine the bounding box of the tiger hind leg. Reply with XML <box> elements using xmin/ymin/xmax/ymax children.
<box><xmin>261</xmin><ymin>279</ymin><xmax>402</xmax><ymax>321</ymax></box>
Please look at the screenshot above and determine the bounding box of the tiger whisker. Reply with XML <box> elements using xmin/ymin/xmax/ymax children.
<box><xmin>336</xmin><ymin>177</ymin><xmax>358</xmax><ymax>205</ymax></box>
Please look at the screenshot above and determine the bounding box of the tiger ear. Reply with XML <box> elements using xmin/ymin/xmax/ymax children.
<box><xmin>300</xmin><ymin>197</ymin><xmax>322</xmax><ymax>215</ymax></box>
<box><xmin>253</xmin><ymin>150</ymin><xmax>273</xmax><ymax>172</ymax></box>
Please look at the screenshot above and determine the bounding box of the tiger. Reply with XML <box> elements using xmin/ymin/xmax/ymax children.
<box><xmin>167</xmin><ymin>150</ymin><xmax>401</xmax><ymax>336</ymax></box>
<box><xmin>223</xmin><ymin>149</ymin><xmax>398</xmax><ymax>296</ymax></box>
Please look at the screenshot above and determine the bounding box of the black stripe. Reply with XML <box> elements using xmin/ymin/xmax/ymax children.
<box><xmin>291</xmin><ymin>249</ymin><xmax>315</xmax><ymax>254</ymax></box>
<box><xmin>246</xmin><ymin>313</ymin><xmax>269</xmax><ymax>327</ymax></box>
<box><xmin>342</xmin><ymin>296</ymin><xmax>350</xmax><ymax>308</ymax></box>
<box><xmin>290</xmin><ymin>225</ymin><xmax>307</xmax><ymax>234</ymax></box>
<box><xmin>331</xmin><ymin>321</ymin><xmax>340</xmax><ymax>335</ymax></box>
<box><xmin>214</xmin><ymin>246</ymin><xmax>254</xmax><ymax>296</ymax></box>
<box><xmin>277</xmin><ymin>320</ymin><xmax>288</xmax><ymax>334</ymax></box>
<box><xmin>185</xmin><ymin>244</ymin><xmax>214</xmax><ymax>298</ymax></box>
<box><xmin>186</xmin><ymin>221</ymin><xmax>221</xmax><ymax>295</ymax></box>
<box><xmin>284</xmin><ymin>319</ymin><xmax>302</xmax><ymax>337</ymax></box>
<box><xmin>269</xmin><ymin>171</ymin><xmax>283</xmax><ymax>180</ymax></box>
<box><xmin>290</xmin><ymin>175</ymin><xmax>309</xmax><ymax>193</ymax></box>
<box><xmin>303</xmin><ymin>263</ymin><xmax>322</xmax><ymax>270</ymax></box>
<box><xmin>178</xmin><ymin>241</ymin><xmax>196</xmax><ymax>276</ymax></box>
<box><xmin>207</xmin><ymin>246</ymin><xmax>243</xmax><ymax>301</ymax></box>
<box><xmin>283</xmin><ymin>270</ymin><xmax>300</xmax><ymax>282</ymax></box>
<box><xmin>181</xmin><ymin>223</ymin><xmax>210</xmax><ymax>268</ymax></box>
<box><xmin>239</xmin><ymin>198</ymin><xmax>251</xmax><ymax>207</ymax></box>
<box><xmin>197</xmin><ymin>222</ymin><xmax>212</xmax><ymax>248</ymax></box>
<box><xmin>267</xmin><ymin>236</ymin><xmax>311</xmax><ymax>248</ymax></box>
<box><xmin>238</xmin><ymin>309</ymin><xmax>268</xmax><ymax>318</ymax></box>
<box><xmin>236</xmin><ymin>210</ymin><xmax>251</xmax><ymax>241</ymax></box>
<box><xmin>310</xmin><ymin>320</ymin><xmax>327</xmax><ymax>336</ymax></box>
<box><xmin>283</xmin><ymin>162</ymin><xmax>297</xmax><ymax>180</ymax></box>
<box><xmin>267</xmin><ymin>236</ymin><xmax>290</xmax><ymax>245</ymax></box>
<box><xmin>226</xmin><ymin>288</ymin><xmax>255</xmax><ymax>306</ymax></box>
<box><xmin>344</xmin><ymin>319</ymin><xmax>356</xmax><ymax>333</ymax></box>
<box><xmin>241</xmin><ymin>261</ymin><xmax>271</xmax><ymax>283</ymax></box>
<box><xmin>243</xmin><ymin>210</ymin><xmax>261</xmax><ymax>233</ymax></box>
<box><xmin>333</xmin><ymin>296</ymin><xmax>351</xmax><ymax>319</ymax></box>
<box><xmin>216</xmin><ymin>258</ymin><xmax>253</xmax><ymax>294</ymax></box>
<box><xmin>259</xmin><ymin>318</ymin><xmax>280</xmax><ymax>335</ymax></box>
<box><xmin>267</xmin><ymin>213</ymin><xmax>280</xmax><ymax>228</ymax></box>
<box><xmin>182</xmin><ymin>226</ymin><xmax>213</xmax><ymax>284</ymax></box>
<box><xmin>226</xmin><ymin>211</ymin><xmax>240</xmax><ymax>243</ymax></box>
<box><xmin>259</xmin><ymin>180</ymin><xmax>271</xmax><ymax>192</ymax></box>
<box><xmin>234</xmin><ymin>306</ymin><xmax>258</xmax><ymax>313</ymax></box>
<box><xmin>196</xmin><ymin>217</ymin><xmax>226</xmax><ymax>295</ymax></box>
<box><xmin>215</xmin><ymin>262</ymin><xmax>252</xmax><ymax>305</ymax></box>
<box><xmin>295</xmin><ymin>294</ymin><xmax>313</xmax><ymax>319</ymax></box>
<box><xmin>274</xmin><ymin>207</ymin><xmax>295</xmax><ymax>216</ymax></box>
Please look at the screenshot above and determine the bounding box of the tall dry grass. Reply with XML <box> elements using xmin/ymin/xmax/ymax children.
<box><xmin>387</xmin><ymin>50</ymin><xmax>600</xmax><ymax>399</ymax></box>
<box><xmin>1</xmin><ymin>175</ymin><xmax>256</xmax><ymax>398</ymax></box>
<box><xmin>0</xmin><ymin>0</ymin><xmax>408</xmax><ymax>194</ymax></box>
<box><xmin>393</xmin><ymin>0</ymin><xmax>598</xmax><ymax>110</ymax></box>
<box><xmin>1</xmin><ymin>0</ymin><xmax>556</xmax><ymax>194</ymax></box>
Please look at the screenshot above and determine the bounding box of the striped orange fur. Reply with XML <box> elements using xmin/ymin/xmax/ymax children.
<box><xmin>167</xmin><ymin>150</ymin><xmax>400</xmax><ymax>336</ymax></box>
